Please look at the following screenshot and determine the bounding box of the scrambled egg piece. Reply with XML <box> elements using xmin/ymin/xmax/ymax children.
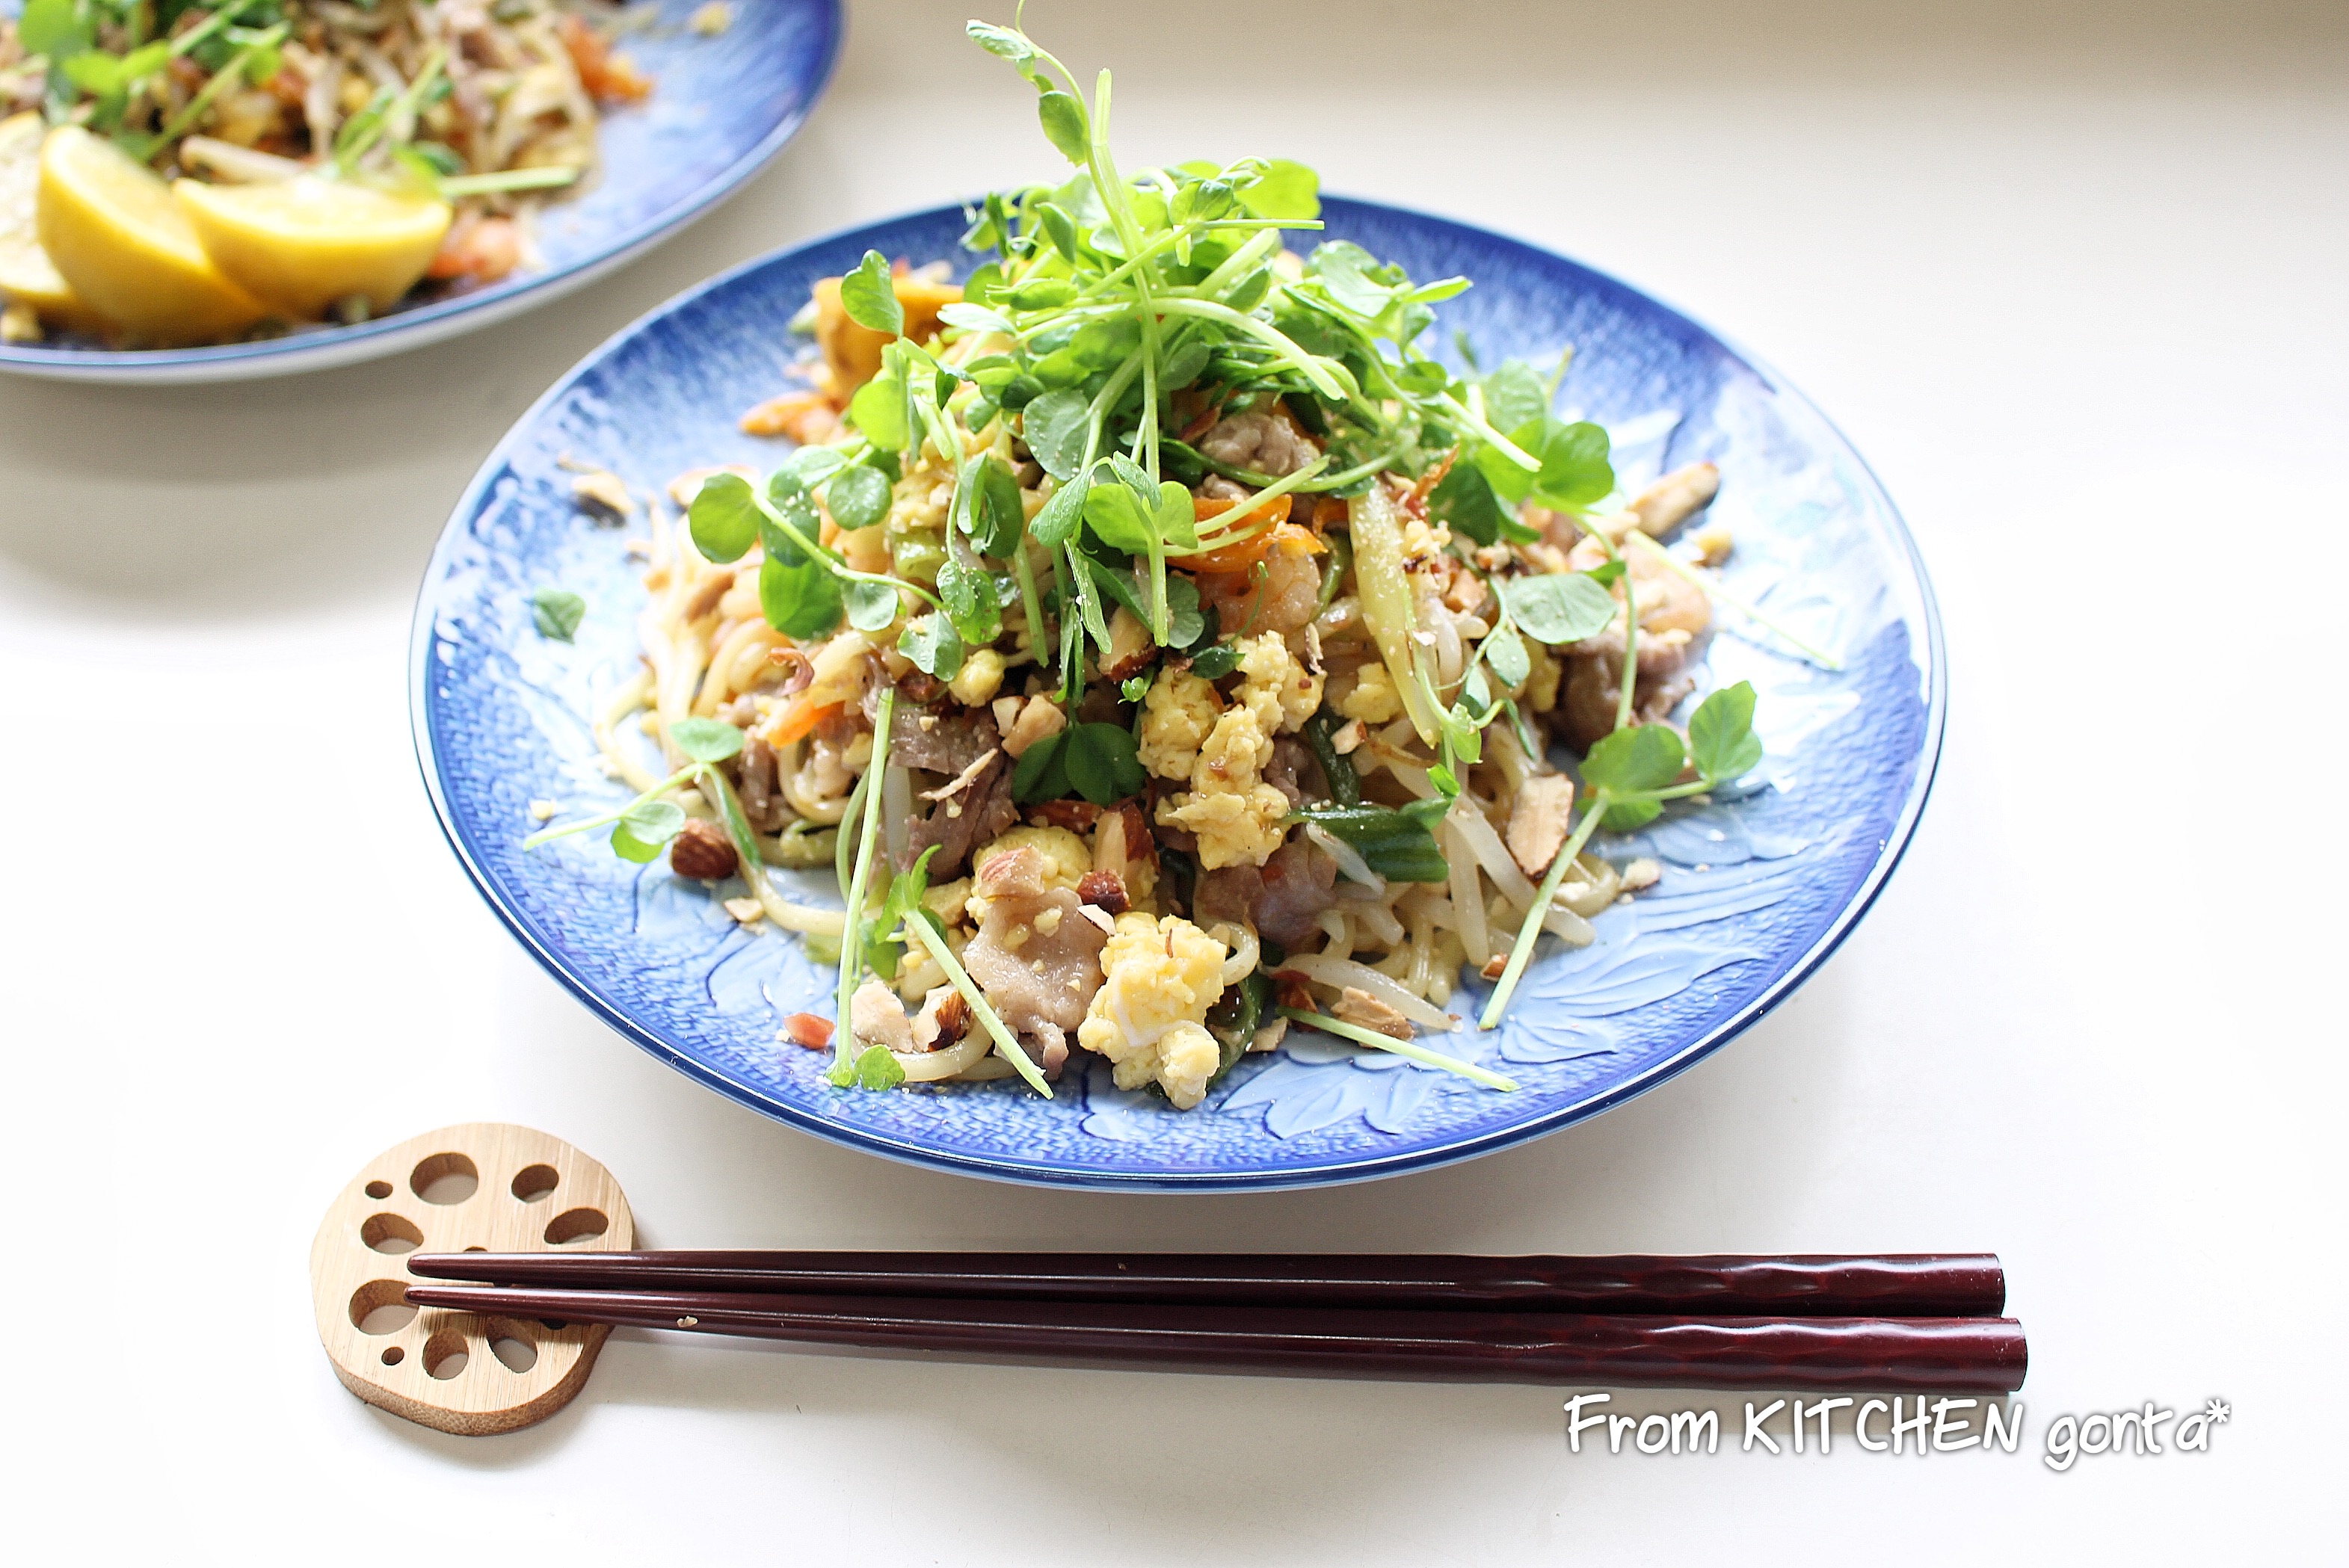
<box><xmin>1524</xmin><ymin>643</ymin><xmax>1563</xmax><ymax>713</ymax></box>
<box><xmin>1235</xmin><ymin>632</ymin><xmax>1322</xmax><ymax>733</ymax></box>
<box><xmin>968</xmin><ymin>827</ymin><xmax>1091</xmax><ymax>919</ymax></box>
<box><xmin>1337</xmin><ymin>661</ymin><xmax>1403</xmax><ymax>724</ymax></box>
<box><xmin>1076</xmin><ymin>912</ymin><xmax>1228</xmax><ymax>1109</ymax></box>
<box><xmin>1139</xmin><ymin>667</ymin><xmax>1220</xmax><ymax>780</ymax></box>
<box><xmin>1158</xmin><ymin>700</ymin><xmax>1292</xmax><ymax>868</ymax></box>
<box><xmin>947</xmin><ymin>646</ymin><xmax>1006</xmax><ymax>706</ymax></box>
<box><xmin>1145</xmin><ymin>633</ymin><xmax>1323</xmax><ymax>870</ymax></box>
<box><xmin>1399</xmin><ymin>516</ymin><xmax>1453</xmax><ymax>565</ymax></box>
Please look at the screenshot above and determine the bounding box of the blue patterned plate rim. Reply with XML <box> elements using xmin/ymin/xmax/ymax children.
<box><xmin>0</xmin><ymin>0</ymin><xmax>842</xmax><ymax>382</ymax></box>
<box><xmin>410</xmin><ymin>196</ymin><xmax>1946</xmax><ymax>1191</ymax></box>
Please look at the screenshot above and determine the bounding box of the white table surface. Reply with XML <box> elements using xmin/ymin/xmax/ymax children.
<box><xmin>2</xmin><ymin>1</ymin><xmax>2339</xmax><ymax>1559</ymax></box>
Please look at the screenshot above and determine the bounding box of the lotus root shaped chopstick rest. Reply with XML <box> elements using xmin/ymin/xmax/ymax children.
<box><xmin>310</xmin><ymin>1123</ymin><xmax>634</xmax><ymax>1435</ymax></box>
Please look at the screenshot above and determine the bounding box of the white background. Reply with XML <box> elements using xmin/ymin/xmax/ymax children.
<box><xmin>1</xmin><ymin>1</ymin><xmax>2340</xmax><ymax>1560</ymax></box>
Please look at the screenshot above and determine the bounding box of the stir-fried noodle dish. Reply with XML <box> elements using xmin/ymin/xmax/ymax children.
<box><xmin>1</xmin><ymin>0</ymin><xmax>670</xmax><ymax>346</ymax></box>
<box><xmin>529</xmin><ymin>16</ymin><xmax>1826</xmax><ymax>1114</ymax></box>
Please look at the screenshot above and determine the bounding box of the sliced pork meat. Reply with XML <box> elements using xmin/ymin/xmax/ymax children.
<box><xmin>890</xmin><ymin>703</ymin><xmax>1002</xmax><ymax>775</ymax></box>
<box><xmin>902</xmin><ymin>750</ymin><xmax>1018</xmax><ymax>879</ymax></box>
<box><xmin>1198</xmin><ymin>407</ymin><xmax>1317</xmax><ymax>478</ymax></box>
<box><xmin>1192</xmin><ymin>836</ymin><xmax>1337</xmax><ymax>948</ymax></box>
<box><xmin>1263</xmin><ymin>736</ymin><xmax>1326</xmax><ymax>809</ymax></box>
<box><xmin>959</xmin><ymin>846</ymin><xmax>1109</xmax><ymax>1076</ymax></box>
<box><xmin>1551</xmin><ymin>544</ymin><xmax>1712</xmax><ymax>749</ymax></box>
<box><xmin>1557</xmin><ymin>647</ymin><xmax>1702</xmax><ymax>751</ymax></box>
<box><xmin>733</xmin><ymin>737</ymin><xmax>787</xmax><ymax>834</ymax></box>
<box><xmin>849</xmin><ymin>977</ymin><xmax>914</xmax><ymax>1052</ymax></box>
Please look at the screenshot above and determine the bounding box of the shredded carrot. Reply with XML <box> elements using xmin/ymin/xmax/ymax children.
<box><xmin>557</xmin><ymin>13</ymin><xmax>654</xmax><ymax>105</ymax></box>
<box><xmin>769</xmin><ymin>696</ymin><xmax>842</xmax><ymax>747</ymax></box>
<box><xmin>1182</xmin><ymin>514</ymin><xmax>1323</xmax><ymax>575</ymax></box>
<box><xmin>1411</xmin><ymin>447</ymin><xmax>1460</xmax><ymax>505</ymax></box>
<box><xmin>1192</xmin><ymin>493</ymin><xmax>1293</xmax><ymax>528</ymax></box>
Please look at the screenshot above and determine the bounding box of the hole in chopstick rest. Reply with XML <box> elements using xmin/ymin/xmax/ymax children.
<box><xmin>364</xmin><ymin>1180</ymin><xmax>393</xmax><ymax>1200</ymax></box>
<box><xmin>410</xmin><ymin>1152</ymin><xmax>479</xmax><ymax>1206</ymax></box>
<box><xmin>511</xmin><ymin>1164</ymin><xmax>559</xmax><ymax>1203</ymax></box>
<box><xmin>349</xmin><ymin>1280</ymin><xmax>418</xmax><ymax>1335</ymax></box>
<box><xmin>380</xmin><ymin>1345</ymin><xmax>405</xmax><ymax>1366</ymax></box>
<box><xmin>489</xmin><ymin>1334</ymin><xmax>539</xmax><ymax>1374</ymax></box>
<box><xmin>544</xmin><ymin>1208</ymin><xmax>609</xmax><ymax>1245</ymax></box>
<box><xmin>361</xmin><ymin>1213</ymin><xmax>425</xmax><ymax>1255</ymax></box>
<box><xmin>539</xmin><ymin>1319</ymin><xmax>568</xmax><ymax>1332</ymax></box>
<box><xmin>423</xmin><ymin>1331</ymin><xmax>469</xmax><ymax>1380</ymax></box>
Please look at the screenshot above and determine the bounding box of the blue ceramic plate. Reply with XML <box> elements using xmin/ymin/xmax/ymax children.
<box><xmin>0</xmin><ymin>0</ymin><xmax>839</xmax><ymax>383</ymax></box>
<box><xmin>412</xmin><ymin>198</ymin><xmax>1944</xmax><ymax>1191</ymax></box>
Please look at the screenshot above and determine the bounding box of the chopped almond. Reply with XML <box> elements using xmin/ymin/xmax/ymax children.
<box><xmin>1505</xmin><ymin>774</ymin><xmax>1577</xmax><ymax>877</ymax></box>
<box><xmin>1628</xmin><ymin>461</ymin><xmax>1721</xmax><ymax>535</ymax></box>
<box><xmin>1333</xmin><ymin>987</ymin><xmax>1414</xmax><ymax>1040</ymax></box>
<box><xmin>780</xmin><ymin>1013</ymin><xmax>834</xmax><ymax>1049</ymax></box>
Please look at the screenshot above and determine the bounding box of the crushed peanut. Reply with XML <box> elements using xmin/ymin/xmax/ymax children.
<box><xmin>721</xmin><ymin>896</ymin><xmax>766</xmax><ymax>925</ymax></box>
<box><xmin>528</xmin><ymin>798</ymin><xmax>560</xmax><ymax>821</ymax></box>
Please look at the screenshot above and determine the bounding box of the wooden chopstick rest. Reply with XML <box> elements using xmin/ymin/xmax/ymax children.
<box><xmin>309</xmin><ymin>1123</ymin><xmax>635</xmax><ymax>1436</ymax></box>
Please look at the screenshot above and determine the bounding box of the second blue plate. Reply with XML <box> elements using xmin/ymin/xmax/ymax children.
<box><xmin>0</xmin><ymin>0</ymin><xmax>840</xmax><ymax>383</ymax></box>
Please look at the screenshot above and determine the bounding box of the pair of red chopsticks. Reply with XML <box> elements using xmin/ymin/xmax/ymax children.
<box><xmin>404</xmin><ymin>1251</ymin><xmax>2025</xmax><ymax>1392</ymax></box>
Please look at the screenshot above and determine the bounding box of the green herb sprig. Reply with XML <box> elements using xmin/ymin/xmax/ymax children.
<box><xmin>521</xmin><ymin>716</ymin><xmax>757</xmax><ymax>866</ymax></box>
<box><xmin>1477</xmin><ymin>681</ymin><xmax>1763</xmax><ymax>1028</ymax></box>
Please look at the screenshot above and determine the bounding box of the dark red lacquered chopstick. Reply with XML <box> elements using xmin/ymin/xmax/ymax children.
<box><xmin>401</xmin><ymin>1283</ymin><xmax>2026</xmax><ymax>1392</ymax></box>
<box><xmin>404</xmin><ymin>1251</ymin><xmax>2004</xmax><ymax>1318</ymax></box>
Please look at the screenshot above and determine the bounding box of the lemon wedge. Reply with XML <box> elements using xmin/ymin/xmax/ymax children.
<box><xmin>37</xmin><ymin>124</ymin><xmax>268</xmax><ymax>344</ymax></box>
<box><xmin>174</xmin><ymin>176</ymin><xmax>452</xmax><ymax>322</ymax></box>
<box><xmin>0</xmin><ymin>113</ymin><xmax>105</xmax><ymax>333</ymax></box>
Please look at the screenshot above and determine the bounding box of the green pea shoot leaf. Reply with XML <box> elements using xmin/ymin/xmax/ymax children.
<box><xmin>1687</xmin><ymin>680</ymin><xmax>1764</xmax><ymax>783</ymax></box>
<box><xmin>689</xmin><ymin>473</ymin><xmax>761</xmax><ymax>564</ymax></box>
<box><xmin>1500</xmin><ymin>572</ymin><xmax>1618</xmax><ymax>644</ymax></box>
<box><xmin>839</xmin><ymin>249</ymin><xmax>904</xmax><ymax>336</ymax></box>
<box><xmin>531</xmin><ymin>587</ymin><xmax>585</xmax><ymax>642</ymax></box>
<box><xmin>668</xmin><ymin>717</ymin><xmax>747</xmax><ymax>764</ymax></box>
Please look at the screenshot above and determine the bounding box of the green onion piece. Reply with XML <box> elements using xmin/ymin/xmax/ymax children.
<box><xmin>437</xmin><ymin>166</ymin><xmax>582</xmax><ymax>198</ymax></box>
<box><xmin>832</xmin><ymin>687</ymin><xmax>896</xmax><ymax>1076</ymax></box>
<box><xmin>1277</xmin><ymin>1007</ymin><xmax>1518</xmax><ymax>1092</ymax></box>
